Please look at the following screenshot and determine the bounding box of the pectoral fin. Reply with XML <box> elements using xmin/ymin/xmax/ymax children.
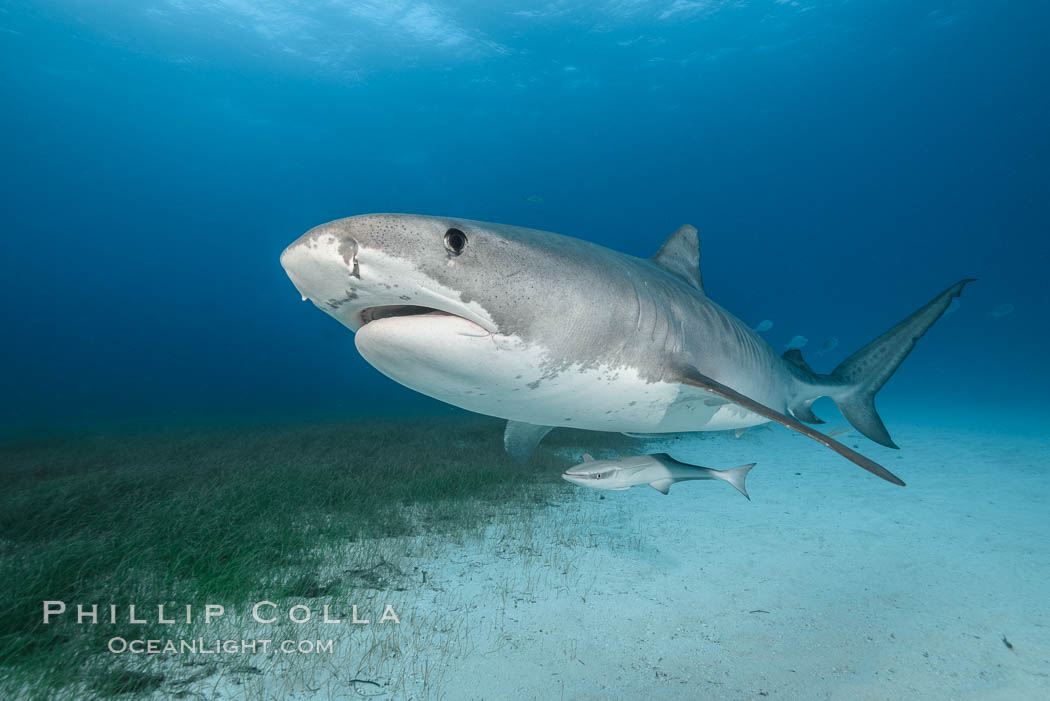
<box><xmin>649</xmin><ymin>479</ymin><xmax>673</xmax><ymax>495</ymax></box>
<box><xmin>673</xmin><ymin>365</ymin><xmax>905</xmax><ymax>486</ymax></box>
<box><xmin>503</xmin><ymin>421</ymin><xmax>553</xmax><ymax>463</ymax></box>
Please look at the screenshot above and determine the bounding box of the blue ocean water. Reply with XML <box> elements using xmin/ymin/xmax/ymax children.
<box><xmin>1</xmin><ymin>0</ymin><xmax>1047</xmax><ymax>433</ymax></box>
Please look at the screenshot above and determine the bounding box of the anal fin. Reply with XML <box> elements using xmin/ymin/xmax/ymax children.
<box><xmin>789</xmin><ymin>397</ymin><xmax>825</xmax><ymax>424</ymax></box>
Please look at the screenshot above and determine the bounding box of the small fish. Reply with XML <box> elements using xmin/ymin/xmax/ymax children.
<box><xmin>753</xmin><ymin>319</ymin><xmax>773</xmax><ymax>332</ymax></box>
<box><xmin>562</xmin><ymin>453</ymin><xmax>754</xmax><ymax>498</ymax></box>
<box><xmin>989</xmin><ymin>303</ymin><xmax>1015</xmax><ymax>318</ymax></box>
<box><xmin>817</xmin><ymin>337</ymin><xmax>839</xmax><ymax>356</ymax></box>
<box><xmin>784</xmin><ymin>334</ymin><xmax>808</xmax><ymax>351</ymax></box>
<box><xmin>522</xmin><ymin>195</ymin><xmax>544</xmax><ymax>204</ymax></box>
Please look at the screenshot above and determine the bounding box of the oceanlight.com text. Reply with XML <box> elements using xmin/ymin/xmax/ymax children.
<box><xmin>107</xmin><ymin>638</ymin><xmax>335</xmax><ymax>655</ymax></box>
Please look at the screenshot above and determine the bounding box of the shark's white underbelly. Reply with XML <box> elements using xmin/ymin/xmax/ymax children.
<box><xmin>354</xmin><ymin>316</ymin><xmax>769</xmax><ymax>433</ymax></box>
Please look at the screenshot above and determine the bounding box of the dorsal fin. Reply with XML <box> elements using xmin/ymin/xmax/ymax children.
<box><xmin>582</xmin><ymin>453</ymin><xmax>594</xmax><ymax>462</ymax></box>
<box><xmin>781</xmin><ymin>348</ymin><xmax>815</xmax><ymax>374</ymax></box>
<box><xmin>651</xmin><ymin>224</ymin><xmax>704</xmax><ymax>293</ymax></box>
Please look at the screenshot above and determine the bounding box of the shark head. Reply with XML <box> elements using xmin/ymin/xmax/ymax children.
<box><xmin>280</xmin><ymin>214</ymin><xmax>500</xmax><ymax>335</ymax></box>
<box><xmin>281</xmin><ymin>214</ymin><xmax>513</xmax><ymax>399</ymax></box>
<box><xmin>281</xmin><ymin>213</ymin><xmax>630</xmax><ymax>409</ymax></box>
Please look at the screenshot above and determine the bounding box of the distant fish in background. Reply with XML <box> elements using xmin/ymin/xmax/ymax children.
<box><xmin>562</xmin><ymin>453</ymin><xmax>754</xmax><ymax>498</ymax></box>
<box><xmin>817</xmin><ymin>337</ymin><xmax>839</xmax><ymax>356</ymax></box>
<box><xmin>989</xmin><ymin>303</ymin><xmax>1015</xmax><ymax>318</ymax></box>
<box><xmin>522</xmin><ymin>195</ymin><xmax>544</xmax><ymax>204</ymax></box>
<box><xmin>784</xmin><ymin>334</ymin><xmax>808</xmax><ymax>351</ymax></box>
<box><xmin>753</xmin><ymin>319</ymin><xmax>773</xmax><ymax>332</ymax></box>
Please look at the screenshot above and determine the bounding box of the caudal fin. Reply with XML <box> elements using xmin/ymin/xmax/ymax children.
<box><xmin>712</xmin><ymin>463</ymin><xmax>755</xmax><ymax>500</ymax></box>
<box><xmin>830</xmin><ymin>279</ymin><xmax>975</xmax><ymax>448</ymax></box>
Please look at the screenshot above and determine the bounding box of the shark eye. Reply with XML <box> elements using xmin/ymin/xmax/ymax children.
<box><xmin>444</xmin><ymin>228</ymin><xmax>467</xmax><ymax>256</ymax></box>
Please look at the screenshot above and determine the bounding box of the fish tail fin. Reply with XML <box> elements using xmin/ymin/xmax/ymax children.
<box><xmin>713</xmin><ymin>463</ymin><xmax>755</xmax><ymax>500</ymax></box>
<box><xmin>826</xmin><ymin>279</ymin><xmax>975</xmax><ymax>448</ymax></box>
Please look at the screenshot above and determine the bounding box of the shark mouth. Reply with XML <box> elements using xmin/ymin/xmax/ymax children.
<box><xmin>357</xmin><ymin>305</ymin><xmax>494</xmax><ymax>336</ymax></box>
<box><xmin>359</xmin><ymin>305</ymin><xmax>454</xmax><ymax>325</ymax></box>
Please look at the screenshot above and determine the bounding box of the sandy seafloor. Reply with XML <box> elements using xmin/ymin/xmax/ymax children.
<box><xmin>165</xmin><ymin>409</ymin><xmax>1048</xmax><ymax>701</ymax></box>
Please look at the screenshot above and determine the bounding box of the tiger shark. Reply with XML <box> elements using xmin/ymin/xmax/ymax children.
<box><xmin>280</xmin><ymin>214</ymin><xmax>973</xmax><ymax>486</ymax></box>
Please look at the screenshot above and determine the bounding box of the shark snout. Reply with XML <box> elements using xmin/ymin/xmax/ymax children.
<box><xmin>279</xmin><ymin>242</ymin><xmax>314</xmax><ymax>301</ymax></box>
<box><xmin>279</xmin><ymin>245</ymin><xmax>304</xmax><ymax>298</ymax></box>
<box><xmin>281</xmin><ymin>223</ymin><xmax>359</xmax><ymax>287</ymax></box>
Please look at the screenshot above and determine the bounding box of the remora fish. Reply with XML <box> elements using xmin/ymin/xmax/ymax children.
<box><xmin>280</xmin><ymin>214</ymin><xmax>974</xmax><ymax>486</ymax></box>
<box><xmin>562</xmin><ymin>453</ymin><xmax>754</xmax><ymax>497</ymax></box>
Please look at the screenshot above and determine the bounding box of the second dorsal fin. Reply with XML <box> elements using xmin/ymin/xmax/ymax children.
<box><xmin>782</xmin><ymin>348</ymin><xmax>815</xmax><ymax>374</ymax></box>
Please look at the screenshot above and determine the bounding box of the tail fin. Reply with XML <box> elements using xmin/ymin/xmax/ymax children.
<box><xmin>712</xmin><ymin>463</ymin><xmax>755</xmax><ymax>500</ymax></box>
<box><xmin>829</xmin><ymin>279</ymin><xmax>975</xmax><ymax>448</ymax></box>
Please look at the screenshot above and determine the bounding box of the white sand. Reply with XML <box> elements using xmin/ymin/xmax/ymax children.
<box><xmin>414</xmin><ymin>420</ymin><xmax>1049</xmax><ymax>700</ymax></box>
<box><xmin>166</xmin><ymin>418</ymin><xmax>1049</xmax><ymax>700</ymax></box>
